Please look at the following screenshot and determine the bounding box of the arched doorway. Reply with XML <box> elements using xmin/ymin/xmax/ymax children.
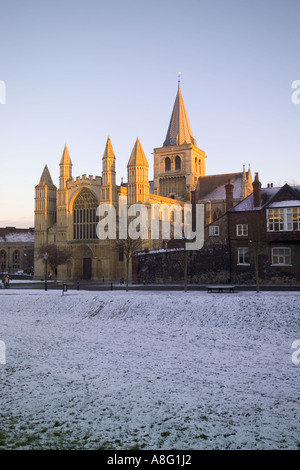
<box><xmin>73</xmin><ymin>245</ymin><xmax>94</xmax><ymax>280</ymax></box>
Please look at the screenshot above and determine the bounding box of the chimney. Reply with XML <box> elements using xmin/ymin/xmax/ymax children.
<box><xmin>225</xmin><ymin>179</ymin><xmax>234</xmax><ymax>211</ymax></box>
<box><xmin>253</xmin><ymin>172</ymin><xmax>261</xmax><ymax>207</ymax></box>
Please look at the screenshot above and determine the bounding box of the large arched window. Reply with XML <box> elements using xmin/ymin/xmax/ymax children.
<box><xmin>73</xmin><ymin>189</ymin><xmax>98</xmax><ymax>240</ymax></box>
<box><xmin>165</xmin><ymin>157</ymin><xmax>171</xmax><ymax>171</ymax></box>
<box><xmin>175</xmin><ymin>155</ymin><xmax>181</xmax><ymax>170</ymax></box>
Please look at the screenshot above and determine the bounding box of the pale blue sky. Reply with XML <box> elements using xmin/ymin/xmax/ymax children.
<box><xmin>0</xmin><ymin>0</ymin><xmax>299</xmax><ymax>227</ymax></box>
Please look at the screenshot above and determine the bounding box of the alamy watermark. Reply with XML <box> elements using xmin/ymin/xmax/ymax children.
<box><xmin>0</xmin><ymin>80</ymin><xmax>6</xmax><ymax>104</ymax></box>
<box><xmin>96</xmin><ymin>199</ymin><xmax>205</xmax><ymax>250</ymax></box>
<box><xmin>0</xmin><ymin>340</ymin><xmax>5</xmax><ymax>364</ymax></box>
<box><xmin>291</xmin><ymin>339</ymin><xmax>300</xmax><ymax>365</ymax></box>
<box><xmin>291</xmin><ymin>80</ymin><xmax>300</xmax><ymax>104</ymax></box>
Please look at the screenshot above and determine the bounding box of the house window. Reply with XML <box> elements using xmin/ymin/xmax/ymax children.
<box><xmin>271</xmin><ymin>247</ymin><xmax>291</xmax><ymax>266</ymax></box>
<box><xmin>236</xmin><ymin>224</ymin><xmax>248</xmax><ymax>236</ymax></box>
<box><xmin>287</xmin><ymin>207</ymin><xmax>300</xmax><ymax>231</ymax></box>
<box><xmin>73</xmin><ymin>189</ymin><xmax>98</xmax><ymax>240</ymax></box>
<box><xmin>238</xmin><ymin>247</ymin><xmax>249</xmax><ymax>265</ymax></box>
<box><xmin>209</xmin><ymin>225</ymin><xmax>219</xmax><ymax>236</ymax></box>
<box><xmin>175</xmin><ymin>155</ymin><xmax>181</xmax><ymax>171</ymax></box>
<box><xmin>165</xmin><ymin>157</ymin><xmax>171</xmax><ymax>172</ymax></box>
<box><xmin>267</xmin><ymin>207</ymin><xmax>300</xmax><ymax>231</ymax></box>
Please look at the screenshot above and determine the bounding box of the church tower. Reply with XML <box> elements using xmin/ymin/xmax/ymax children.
<box><xmin>127</xmin><ymin>138</ymin><xmax>149</xmax><ymax>205</ymax></box>
<box><xmin>34</xmin><ymin>165</ymin><xmax>57</xmax><ymax>277</ymax></box>
<box><xmin>35</xmin><ymin>165</ymin><xmax>57</xmax><ymax>235</ymax></box>
<box><xmin>101</xmin><ymin>136</ymin><xmax>117</xmax><ymax>204</ymax></box>
<box><xmin>153</xmin><ymin>78</ymin><xmax>206</xmax><ymax>201</ymax></box>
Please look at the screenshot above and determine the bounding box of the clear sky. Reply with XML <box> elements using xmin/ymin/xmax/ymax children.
<box><xmin>0</xmin><ymin>0</ymin><xmax>299</xmax><ymax>227</ymax></box>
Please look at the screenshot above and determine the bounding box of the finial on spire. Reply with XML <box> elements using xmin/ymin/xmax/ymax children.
<box><xmin>178</xmin><ymin>72</ymin><xmax>181</xmax><ymax>88</ymax></box>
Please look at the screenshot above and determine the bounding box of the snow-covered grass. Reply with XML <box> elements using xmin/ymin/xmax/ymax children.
<box><xmin>0</xmin><ymin>290</ymin><xmax>299</xmax><ymax>450</ymax></box>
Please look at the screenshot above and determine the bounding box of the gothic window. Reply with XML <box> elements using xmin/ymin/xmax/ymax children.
<box><xmin>0</xmin><ymin>250</ymin><xmax>6</xmax><ymax>271</ymax></box>
<box><xmin>175</xmin><ymin>155</ymin><xmax>181</xmax><ymax>171</ymax></box>
<box><xmin>12</xmin><ymin>250</ymin><xmax>20</xmax><ymax>270</ymax></box>
<box><xmin>212</xmin><ymin>208</ymin><xmax>222</xmax><ymax>221</ymax></box>
<box><xmin>165</xmin><ymin>157</ymin><xmax>171</xmax><ymax>172</ymax></box>
<box><xmin>73</xmin><ymin>189</ymin><xmax>98</xmax><ymax>240</ymax></box>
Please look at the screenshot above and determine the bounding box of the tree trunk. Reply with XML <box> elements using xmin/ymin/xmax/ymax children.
<box><xmin>184</xmin><ymin>249</ymin><xmax>187</xmax><ymax>292</ymax></box>
<box><xmin>126</xmin><ymin>258</ymin><xmax>129</xmax><ymax>292</ymax></box>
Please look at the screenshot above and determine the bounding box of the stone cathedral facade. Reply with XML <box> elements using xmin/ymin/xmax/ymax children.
<box><xmin>34</xmin><ymin>81</ymin><xmax>253</xmax><ymax>281</ymax></box>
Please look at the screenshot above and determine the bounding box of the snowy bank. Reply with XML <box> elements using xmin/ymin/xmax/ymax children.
<box><xmin>0</xmin><ymin>290</ymin><xmax>299</xmax><ymax>450</ymax></box>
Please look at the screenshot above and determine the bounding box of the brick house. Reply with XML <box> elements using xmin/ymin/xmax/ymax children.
<box><xmin>207</xmin><ymin>174</ymin><xmax>300</xmax><ymax>285</ymax></box>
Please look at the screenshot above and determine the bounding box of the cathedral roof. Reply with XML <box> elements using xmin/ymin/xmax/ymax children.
<box><xmin>102</xmin><ymin>136</ymin><xmax>115</xmax><ymax>160</ymax></box>
<box><xmin>163</xmin><ymin>80</ymin><xmax>197</xmax><ymax>147</ymax></box>
<box><xmin>39</xmin><ymin>165</ymin><xmax>56</xmax><ymax>187</ymax></box>
<box><xmin>128</xmin><ymin>138</ymin><xmax>149</xmax><ymax>167</ymax></box>
<box><xmin>196</xmin><ymin>171</ymin><xmax>251</xmax><ymax>201</ymax></box>
<box><xmin>60</xmin><ymin>144</ymin><xmax>72</xmax><ymax>166</ymax></box>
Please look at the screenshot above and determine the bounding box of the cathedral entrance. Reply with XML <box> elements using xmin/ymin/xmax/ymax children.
<box><xmin>83</xmin><ymin>258</ymin><xmax>92</xmax><ymax>280</ymax></box>
<box><xmin>73</xmin><ymin>245</ymin><xmax>94</xmax><ymax>280</ymax></box>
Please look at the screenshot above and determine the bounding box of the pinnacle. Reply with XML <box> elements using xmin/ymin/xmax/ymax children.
<box><xmin>39</xmin><ymin>165</ymin><xmax>55</xmax><ymax>187</ymax></box>
<box><xmin>60</xmin><ymin>144</ymin><xmax>72</xmax><ymax>166</ymax></box>
<box><xmin>128</xmin><ymin>138</ymin><xmax>149</xmax><ymax>167</ymax></box>
<box><xmin>103</xmin><ymin>136</ymin><xmax>115</xmax><ymax>160</ymax></box>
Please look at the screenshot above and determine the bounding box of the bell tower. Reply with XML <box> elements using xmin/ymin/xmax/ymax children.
<box><xmin>153</xmin><ymin>78</ymin><xmax>206</xmax><ymax>201</ymax></box>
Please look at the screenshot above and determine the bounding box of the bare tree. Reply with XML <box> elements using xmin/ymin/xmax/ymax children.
<box><xmin>115</xmin><ymin>237</ymin><xmax>142</xmax><ymax>291</ymax></box>
<box><xmin>38</xmin><ymin>244</ymin><xmax>72</xmax><ymax>279</ymax></box>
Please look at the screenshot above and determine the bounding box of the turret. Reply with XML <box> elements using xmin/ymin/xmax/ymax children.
<box><xmin>127</xmin><ymin>138</ymin><xmax>149</xmax><ymax>204</ymax></box>
<box><xmin>59</xmin><ymin>144</ymin><xmax>72</xmax><ymax>189</ymax></box>
<box><xmin>101</xmin><ymin>137</ymin><xmax>116</xmax><ymax>203</ymax></box>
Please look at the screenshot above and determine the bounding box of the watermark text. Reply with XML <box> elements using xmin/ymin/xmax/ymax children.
<box><xmin>291</xmin><ymin>80</ymin><xmax>300</xmax><ymax>104</ymax></box>
<box><xmin>96</xmin><ymin>199</ymin><xmax>204</xmax><ymax>250</ymax></box>
<box><xmin>291</xmin><ymin>339</ymin><xmax>300</xmax><ymax>365</ymax></box>
<box><xmin>0</xmin><ymin>80</ymin><xmax>6</xmax><ymax>104</ymax></box>
<box><xmin>0</xmin><ymin>340</ymin><xmax>6</xmax><ymax>364</ymax></box>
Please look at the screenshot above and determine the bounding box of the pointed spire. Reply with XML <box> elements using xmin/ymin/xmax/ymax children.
<box><xmin>163</xmin><ymin>80</ymin><xmax>197</xmax><ymax>147</ymax></box>
<box><xmin>102</xmin><ymin>136</ymin><xmax>115</xmax><ymax>161</ymax></box>
<box><xmin>60</xmin><ymin>144</ymin><xmax>72</xmax><ymax>166</ymax></box>
<box><xmin>247</xmin><ymin>164</ymin><xmax>252</xmax><ymax>182</ymax></box>
<box><xmin>39</xmin><ymin>165</ymin><xmax>55</xmax><ymax>187</ymax></box>
<box><xmin>128</xmin><ymin>137</ymin><xmax>149</xmax><ymax>167</ymax></box>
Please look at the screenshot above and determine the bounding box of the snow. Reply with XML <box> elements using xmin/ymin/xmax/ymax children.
<box><xmin>268</xmin><ymin>201</ymin><xmax>300</xmax><ymax>208</ymax></box>
<box><xmin>0</xmin><ymin>289</ymin><xmax>299</xmax><ymax>450</ymax></box>
<box><xmin>0</xmin><ymin>233</ymin><xmax>34</xmax><ymax>243</ymax></box>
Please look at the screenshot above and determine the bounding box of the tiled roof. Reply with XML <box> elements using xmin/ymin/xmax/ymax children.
<box><xmin>197</xmin><ymin>172</ymin><xmax>249</xmax><ymax>200</ymax></box>
<box><xmin>230</xmin><ymin>185</ymin><xmax>300</xmax><ymax>212</ymax></box>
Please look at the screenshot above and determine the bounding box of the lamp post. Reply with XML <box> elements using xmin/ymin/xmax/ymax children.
<box><xmin>44</xmin><ymin>252</ymin><xmax>48</xmax><ymax>291</ymax></box>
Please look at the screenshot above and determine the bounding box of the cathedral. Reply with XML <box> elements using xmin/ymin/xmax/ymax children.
<box><xmin>34</xmin><ymin>80</ymin><xmax>252</xmax><ymax>281</ymax></box>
